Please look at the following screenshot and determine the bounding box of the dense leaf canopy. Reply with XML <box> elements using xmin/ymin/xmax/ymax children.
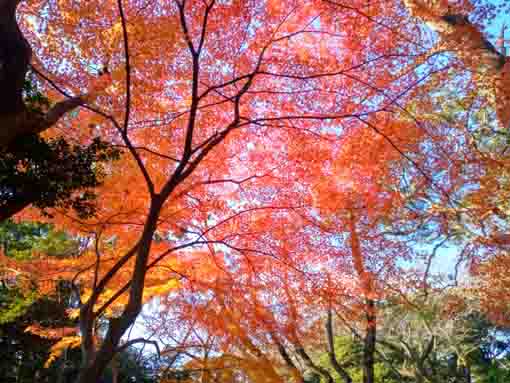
<box><xmin>2</xmin><ymin>0</ymin><xmax>510</xmax><ymax>382</ymax></box>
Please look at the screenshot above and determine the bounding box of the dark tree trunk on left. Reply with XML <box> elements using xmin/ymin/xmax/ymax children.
<box><xmin>0</xmin><ymin>0</ymin><xmax>86</xmax><ymax>224</ymax></box>
<box><xmin>0</xmin><ymin>0</ymin><xmax>30</xmax><ymax>116</ymax></box>
<box><xmin>0</xmin><ymin>0</ymin><xmax>83</xmax><ymax>151</ymax></box>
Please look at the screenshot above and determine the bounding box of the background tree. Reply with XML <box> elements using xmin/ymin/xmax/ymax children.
<box><xmin>0</xmin><ymin>220</ymin><xmax>81</xmax><ymax>383</ymax></box>
<box><xmin>0</xmin><ymin>69</ymin><xmax>120</xmax><ymax>221</ymax></box>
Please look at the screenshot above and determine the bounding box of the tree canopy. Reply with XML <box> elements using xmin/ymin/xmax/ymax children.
<box><xmin>2</xmin><ymin>0</ymin><xmax>510</xmax><ymax>382</ymax></box>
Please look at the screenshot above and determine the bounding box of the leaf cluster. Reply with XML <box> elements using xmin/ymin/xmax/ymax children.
<box><xmin>0</xmin><ymin>136</ymin><xmax>120</xmax><ymax>219</ymax></box>
<box><xmin>22</xmin><ymin>74</ymin><xmax>51</xmax><ymax>115</ymax></box>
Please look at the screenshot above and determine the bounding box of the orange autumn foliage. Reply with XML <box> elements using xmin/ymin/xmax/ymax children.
<box><xmin>404</xmin><ymin>0</ymin><xmax>510</xmax><ymax>129</ymax></box>
<box><xmin>4</xmin><ymin>0</ymin><xmax>509</xmax><ymax>380</ymax></box>
<box><xmin>12</xmin><ymin>0</ymin><xmax>412</xmax><ymax>310</ymax></box>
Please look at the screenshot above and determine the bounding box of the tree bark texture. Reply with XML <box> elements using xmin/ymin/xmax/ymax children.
<box><xmin>0</xmin><ymin>0</ymin><xmax>84</xmax><ymax>149</ymax></box>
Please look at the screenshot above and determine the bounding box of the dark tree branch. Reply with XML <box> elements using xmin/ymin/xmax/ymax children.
<box><xmin>271</xmin><ymin>334</ymin><xmax>304</xmax><ymax>383</ymax></box>
<box><xmin>117</xmin><ymin>337</ymin><xmax>161</xmax><ymax>358</ymax></box>
<box><xmin>294</xmin><ymin>345</ymin><xmax>334</xmax><ymax>383</ymax></box>
<box><xmin>326</xmin><ymin>309</ymin><xmax>353</xmax><ymax>383</ymax></box>
<box><xmin>117</xmin><ymin>0</ymin><xmax>132</xmax><ymax>134</ymax></box>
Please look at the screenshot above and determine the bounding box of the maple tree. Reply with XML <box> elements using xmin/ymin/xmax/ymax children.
<box><xmin>142</xmin><ymin>110</ymin><xmax>427</xmax><ymax>382</ymax></box>
<box><xmin>2</xmin><ymin>0</ymin><xmax>510</xmax><ymax>382</ymax></box>
<box><xmin>142</xmin><ymin>1</ymin><xmax>510</xmax><ymax>382</ymax></box>
<box><xmin>4</xmin><ymin>0</ymin><xmax>419</xmax><ymax>381</ymax></box>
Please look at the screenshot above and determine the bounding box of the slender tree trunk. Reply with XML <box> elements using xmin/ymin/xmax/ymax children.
<box><xmin>325</xmin><ymin>309</ymin><xmax>352</xmax><ymax>383</ymax></box>
<box><xmin>363</xmin><ymin>298</ymin><xmax>376</xmax><ymax>383</ymax></box>
<box><xmin>110</xmin><ymin>355</ymin><xmax>119</xmax><ymax>383</ymax></box>
<box><xmin>295</xmin><ymin>346</ymin><xmax>334</xmax><ymax>383</ymax></box>
<box><xmin>459</xmin><ymin>364</ymin><xmax>471</xmax><ymax>383</ymax></box>
<box><xmin>201</xmin><ymin>351</ymin><xmax>211</xmax><ymax>383</ymax></box>
<box><xmin>348</xmin><ymin>212</ymin><xmax>376</xmax><ymax>383</ymax></box>
<box><xmin>274</xmin><ymin>336</ymin><xmax>304</xmax><ymax>383</ymax></box>
<box><xmin>75</xmin><ymin>200</ymin><xmax>162</xmax><ymax>383</ymax></box>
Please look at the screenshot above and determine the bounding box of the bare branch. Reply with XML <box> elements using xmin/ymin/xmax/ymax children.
<box><xmin>117</xmin><ymin>337</ymin><xmax>161</xmax><ymax>358</ymax></box>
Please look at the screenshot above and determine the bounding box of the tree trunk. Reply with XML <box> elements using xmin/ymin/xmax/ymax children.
<box><xmin>363</xmin><ymin>298</ymin><xmax>376</xmax><ymax>383</ymax></box>
<box><xmin>348</xmin><ymin>212</ymin><xmax>376</xmax><ymax>383</ymax></box>
<box><xmin>75</xmin><ymin>201</ymin><xmax>162</xmax><ymax>383</ymax></box>
<box><xmin>0</xmin><ymin>0</ymin><xmax>30</xmax><ymax>117</ymax></box>
<box><xmin>460</xmin><ymin>364</ymin><xmax>471</xmax><ymax>383</ymax></box>
<box><xmin>110</xmin><ymin>355</ymin><xmax>119</xmax><ymax>383</ymax></box>
<box><xmin>274</xmin><ymin>337</ymin><xmax>304</xmax><ymax>383</ymax></box>
<box><xmin>295</xmin><ymin>345</ymin><xmax>334</xmax><ymax>383</ymax></box>
<box><xmin>0</xmin><ymin>0</ymin><xmax>84</xmax><ymax>150</ymax></box>
<box><xmin>325</xmin><ymin>309</ymin><xmax>352</xmax><ymax>383</ymax></box>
